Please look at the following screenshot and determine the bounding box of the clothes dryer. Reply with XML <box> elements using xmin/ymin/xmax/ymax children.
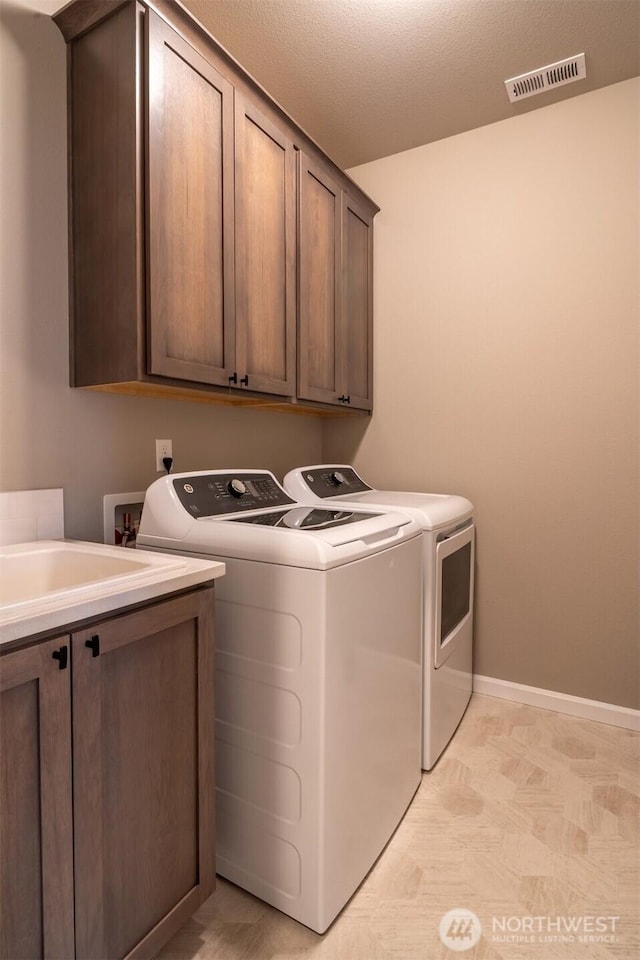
<box><xmin>138</xmin><ymin>469</ymin><xmax>423</xmax><ymax>933</ymax></box>
<box><xmin>284</xmin><ymin>465</ymin><xmax>474</xmax><ymax>770</ymax></box>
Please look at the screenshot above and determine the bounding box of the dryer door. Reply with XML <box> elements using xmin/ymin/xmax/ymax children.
<box><xmin>434</xmin><ymin>523</ymin><xmax>475</xmax><ymax>669</ymax></box>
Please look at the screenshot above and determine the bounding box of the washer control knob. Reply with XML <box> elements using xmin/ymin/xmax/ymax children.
<box><xmin>228</xmin><ymin>479</ymin><xmax>247</xmax><ymax>498</ymax></box>
<box><xmin>331</xmin><ymin>471</ymin><xmax>345</xmax><ymax>485</ymax></box>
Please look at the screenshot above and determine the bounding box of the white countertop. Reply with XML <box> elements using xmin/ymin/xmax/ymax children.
<box><xmin>0</xmin><ymin>540</ymin><xmax>225</xmax><ymax>646</ymax></box>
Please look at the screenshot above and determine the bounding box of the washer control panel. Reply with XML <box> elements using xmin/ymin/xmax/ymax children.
<box><xmin>172</xmin><ymin>472</ymin><xmax>295</xmax><ymax>517</ymax></box>
<box><xmin>299</xmin><ymin>466</ymin><xmax>372</xmax><ymax>498</ymax></box>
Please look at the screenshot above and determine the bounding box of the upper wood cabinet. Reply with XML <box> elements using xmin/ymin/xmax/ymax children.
<box><xmin>340</xmin><ymin>191</ymin><xmax>374</xmax><ymax>410</ymax></box>
<box><xmin>298</xmin><ymin>156</ymin><xmax>342</xmax><ymax>406</ymax></box>
<box><xmin>234</xmin><ymin>95</ymin><xmax>297</xmax><ymax>396</ymax></box>
<box><xmin>147</xmin><ymin>14</ymin><xmax>235</xmax><ymax>387</ymax></box>
<box><xmin>56</xmin><ymin>0</ymin><xmax>377</xmax><ymax>413</ymax></box>
<box><xmin>298</xmin><ymin>155</ymin><xmax>374</xmax><ymax>411</ymax></box>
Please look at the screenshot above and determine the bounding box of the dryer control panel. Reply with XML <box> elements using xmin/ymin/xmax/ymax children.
<box><xmin>299</xmin><ymin>467</ymin><xmax>372</xmax><ymax>498</ymax></box>
<box><xmin>172</xmin><ymin>472</ymin><xmax>295</xmax><ymax>517</ymax></box>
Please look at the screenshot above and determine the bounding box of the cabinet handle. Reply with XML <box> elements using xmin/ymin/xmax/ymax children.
<box><xmin>228</xmin><ymin>372</ymin><xmax>238</xmax><ymax>385</ymax></box>
<box><xmin>85</xmin><ymin>635</ymin><xmax>100</xmax><ymax>658</ymax></box>
<box><xmin>52</xmin><ymin>645</ymin><xmax>68</xmax><ymax>670</ymax></box>
<box><xmin>240</xmin><ymin>374</ymin><xmax>249</xmax><ymax>387</ymax></box>
<box><xmin>338</xmin><ymin>395</ymin><xmax>351</xmax><ymax>404</ymax></box>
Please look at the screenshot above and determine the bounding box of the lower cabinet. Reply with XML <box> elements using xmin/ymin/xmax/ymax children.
<box><xmin>0</xmin><ymin>588</ymin><xmax>216</xmax><ymax>960</ymax></box>
<box><xmin>0</xmin><ymin>635</ymin><xmax>75</xmax><ymax>960</ymax></box>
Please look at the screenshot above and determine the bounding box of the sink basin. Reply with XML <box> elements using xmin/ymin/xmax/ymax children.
<box><xmin>0</xmin><ymin>540</ymin><xmax>191</xmax><ymax>607</ymax></box>
<box><xmin>0</xmin><ymin>541</ymin><xmax>224</xmax><ymax>645</ymax></box>
<box><xmin>0</xmin><ymin>544</ymin><xmax>151</xmax><ymax>604</ymax></box>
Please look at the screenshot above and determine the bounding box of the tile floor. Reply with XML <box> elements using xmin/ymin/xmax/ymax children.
<box><xmin>159</xmin><ymin>695</ymin><xmax>639</xmax><ymax>960</ymax></box>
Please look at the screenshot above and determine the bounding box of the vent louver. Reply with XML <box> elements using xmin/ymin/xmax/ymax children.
<box><xmin>505</xmin><ymin>53</ymin><xmax>586</xmax><ymax>103</ymax></box>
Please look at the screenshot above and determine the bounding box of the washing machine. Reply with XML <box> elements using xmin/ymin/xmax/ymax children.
<box><xmin>284</xmin><ymin>465</ymin><xmax>474</xmax><ymax>770</ymax></box>
<box><xmin>137</xmin><ymin>469</ymin><xmax>423</xmax><ymax>933</ymax></box>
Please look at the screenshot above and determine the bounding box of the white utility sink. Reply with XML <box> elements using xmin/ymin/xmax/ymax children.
<box><xmin>0</xmin><ymin>544</ymin><xmax>154</xmax><ymax>603</ymax></box>
<box><xmin>0</xmin><ymin>540</ymin><xmax>225</xmax><ymax>644</ymax></box>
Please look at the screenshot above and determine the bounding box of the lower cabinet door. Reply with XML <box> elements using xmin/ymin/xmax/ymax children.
<box><xmin>0</xmin><ymin>636</ymin><xmax>74</xmax><ymax>960</ymax></box>
<box><xmin>71</xmin><ymin>590</ymin><xmax>216</xmax><ymax>960</ymax></box>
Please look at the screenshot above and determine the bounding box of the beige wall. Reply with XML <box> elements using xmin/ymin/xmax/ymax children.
<box><xmin>325</xmin><ymin>79</ymin><xmax>640</xmax><ymax>709</ymax></box>
<box><xmin>0</xmin><ymin>0</ymin><xmax>322</xmax><ymax>542</ymax></box>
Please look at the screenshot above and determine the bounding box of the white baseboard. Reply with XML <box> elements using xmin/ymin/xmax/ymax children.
<box><xmin>473</xmin><ymin>675</ymin><xmax>640</xmax><ymax>732</ymax></box>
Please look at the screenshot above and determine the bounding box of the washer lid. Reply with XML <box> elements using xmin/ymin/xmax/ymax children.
<box><xmin>229</xmin><ymin>506</ymin><xmax>380</xmax><ymax>529</ymax></box>
<box><xmin>283</xmin><ymin>465</ymin><xmax>473</xmax><ymax>531</ymax></box>
<box><xmin>138</xmin><ymin>470</ymin><xmax>422</xmax><ymax>570</ymax></box>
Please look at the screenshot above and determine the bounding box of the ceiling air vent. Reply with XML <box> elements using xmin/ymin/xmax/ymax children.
<box><xmin>504</xmin><ymin>53</ymin><xmax>586</xmax><ymax>103</ymax></box>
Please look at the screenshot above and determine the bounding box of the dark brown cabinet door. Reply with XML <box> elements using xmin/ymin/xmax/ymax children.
<box><xmin>341</xmin><ymin>192</ymin><xmax>374</xmax><ymax>411</ymax></box>
<box><xmin>0</xmin><ymin>637</ymin><xmax>74</xmax><ymax>960</ymax></box>
<box><xmin>298</xmin><ymin>153</ymin><xmax>375</xmax><ymax>410</ymax></box>
<box><xmin>147</xmin><ymin>13</ymin><xmax>235</xmax><ymax>386</ymax></box>
<box><xmin>71</xmin><ymin>590</ymin><xmax>216</xmax><ymax>960</ymax></box>
<box><xmin>298</xmin><ymin>153</ymin><xmax>343</xmax><ymax>405</ymax></box>
<box><xmin>235</xmin><ymin>96</ymin><xmax>296</xmax><ymax>396</ymax></box>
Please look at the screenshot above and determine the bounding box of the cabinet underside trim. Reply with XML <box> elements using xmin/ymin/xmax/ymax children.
<box><xmin>83</xmin><ymin>382</ymin><xmax>367</xmax><ymax>417</ymax></box>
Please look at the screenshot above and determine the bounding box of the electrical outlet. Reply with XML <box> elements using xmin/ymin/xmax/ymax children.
<box><xmin>155</xmin><ymin>439</ymin><xmax>173</xmax><ymax>472</ymax></box>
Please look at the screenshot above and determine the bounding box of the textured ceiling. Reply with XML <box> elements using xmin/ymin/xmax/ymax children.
<box><xmin>182</xmin><ymin>0</ymin><xmax>640</xmax><ymax>169</ymax></box>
